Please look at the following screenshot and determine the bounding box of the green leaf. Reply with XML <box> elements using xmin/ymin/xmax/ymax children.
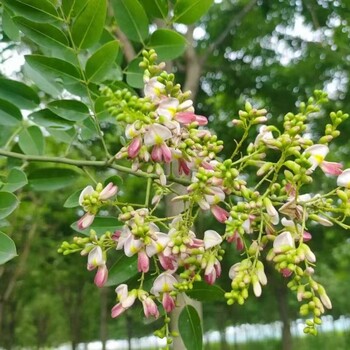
<box><xmin>178</xmin><ymin>305</ymin><xmax>203</xmax><ymax>350</ymax></box>
<box><xmin>62</xmin><ymin>0</ymin><xmax>88</xmax><ymax>17</ymax></box>
<box><xmin>2</xmin><ymin>0</ymin><xmax>59</xmax><ymax>22</ymax></box>
<box><xmin>103</xmin><ymin>175</ymin><xmax>123</xmax><ymax>188</ymax></box>
<box><xmin>18</xmin><ymin>126</ymin><xmax>45</xmax><ymax>155</ymax></box>
<box><xmin>28</xmin><ymin>168</ymin><xmax>79</xmax><ymax>191</ymax></box>
<box><xmin>0</xmin><ymin>78</ymin><xmax>39</xmax><ymax>109</ymax></box>
<box><xmin>13</xmin><ymin>17</ymin><xmax>70</xmax><ymax>51</ymax></box>
<box><xmin>25</xmin><ymin>55</ymin><xmax>84</xmax><ymax>95</ymax></box>
<box><xmin>2</xmin><ymin>8</ymin><xmax>20</xmax><ymax>41</ymax></box>
<box><xmin>48</xmin><ymin>128</ymin><xmax>77</xmax><ymax>144</ymax></box>
<box><xmin>105</xmin><ymin>253</ymin><xmax>138</xmax><ymax>286</ymax></box>
<box><xmin>29</xmin><ymin>109</ymin><xmax>74</xmax><ymax>130</ymax></box>
<box><xmin>185</xmin><ymin>282</ymin><xmax>225</xmax><ymax>302</ymax></box>
<box><xmin>140</xmin><ymin>0</ymin><xmax>168</xmax><ymax>19</ymax></box>
<box><xmin>80</xmin><ymin>117</ymin><xmax>98</xmax><ymax>140</ymax></box>
<box><xmin>86</xmin><ymin>41</ymin><xmax>120</xmax><ymax>83</ymax></box>
<box><xmin>148</xmin><ymin>29</ymin><xmax>186</xmax><ymax>61</ymax></box>
<box><xmin>23</xmin><ymin>62</ymin><xmax>61</xmax><ymax>98</ymax></box>
<box><xmin>112</xmin><ymin>0</ymin><xmax>149</xmax><ymax>43</ymax></box>
<box><xmin>0</xmin><ymin>232</ymin><xmax>17</xmax><ymax>265</ymax></box>
<box><xmin>71</xmin><ymin>0</ymin><xmax>107</xmax><ymax>49</ymax></box>
<box><xmin>47</xmin><ymin>100</ymin><xmax>89</xmax><ymax>122</ymax></box>
<box><xmin>25</xmin><ymin>55</ymin><xmax>81</xmax><ymax>85</ymax></box>
<box><xmin>2</xmin><ymin>168</ymin><xmax>28</xmax><ymax>193</ymax></box>
<box><xmin>0</xmin><ymin>99</ymin><xmax>22</xmax><ymax>126</ymax></box>
<box><xmin>125</xmin><ymin>58</ymin><xmax>144</xmax><ymax>89</ymax></box>
<box><xmin>174</xmin><ymin>0</ymin><xmax>213</xmax><ymax>24</ymax></box>
<box><xmin>71</xmin><ymin>216</ymin><xmax>122</xmax><ymax>236</ymax></box>
<box><xmin>0</xmin><ymin>192</ymin><xmax>19</xmax><ymax>220</ymax></box>
<box><xmin>63</xmin><ymin>188</ymin><xmax>84</xmax><ymax>208</ymax></box>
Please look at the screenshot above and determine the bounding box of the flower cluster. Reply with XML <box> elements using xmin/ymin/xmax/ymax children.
<box><xmin>60</xmin><ymin>50</ymin><xmax>350</xmax><ymax>343</ymax></box>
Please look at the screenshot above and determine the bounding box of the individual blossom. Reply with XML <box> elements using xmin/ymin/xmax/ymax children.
<box><xmin>304</xmin><ymin>144</ymin><xmax>342</xmax><ymax>175</ymax></box>
<box><xmin>139</xmin><ymin>291</ymin><xmax>160</xmax><ymax>318</ymax></box>
<box><xmin>273</xmin><ymin>231</ymin><xmax>295</xmax><ymax>253</ymax></box>
<box><xmin>111</xmin><ymin>284</ymin><xmax>137</xmax><ymax>318</ymax></box>
<box><xmin>86</xmin><ymin>246</ymin><xmax>108</xmax><ymax>288</ymax></box>
<box><xmin>151</xmin><ymin>272</ymin><xmax>178</xmax><ymax>313</ymax></box>
<box><xmin>144</xmin><ymin>77</ymin><xmax>166</xmax><ymax>103</ymax></box>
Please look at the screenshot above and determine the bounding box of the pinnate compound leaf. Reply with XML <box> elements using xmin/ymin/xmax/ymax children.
<box><xmin>0</xmin><ymin>78</ymin><xmax>39</xmax><ymax>109</ymax></box>
<box><xmin>174</xmin><ymin>0</ymin><xmax>213</xmax><ymax>24</ymax></box>
<box><xmin>0</xmin><ymin>192</ymin><xmax>19</xmax><ymax>220</ymax></box>
<box><xmin>86</xmin><ymin>41</ymin><xmax>120</xmax><ymax>83</ymax></box>
<box><xmin>0</xmin><ymin>99</ymin><xmax>22</xmax><ymax>127</ymax></box>
<box><xmin>140</xmin><ymin>0</ymin><xmax>168</xmax><ymax>19</ymax></box>
<box><xmin>18</xmin><ymin>126</ymin><xmax>45</xmax><ymax>155</ymax></box>
<box><xmin>125</xmin><ymin>58</ymin><xmax>144</xmax><ymax>89</ymax></box>
<box><xmin>185</xmin><ymin>281</ymin><xmax>225</xmax><ymax>302</ymax></box>
<box><xmin>28</xmin><ymin>168</ymin><xmax>79</xmax><ymax>191</ymax></box>
<box><xmin>71</xmin><ymin>0</ymin><xmax>107</xmax><ymax>49</ymax></box>
<box><xmin>2</xmin><ymin>0</ymin><xmax>59</xmax><ymax>22</ymax></box>
<box><xmin>47</xmin><ymin>100</ymin><xmax>90</xmax><ymax>122</ymax></box>
<box><xmin>112</xmin><ymin>0</ymin><xmax>149</xmax><ymax>43</ymax></box>
<box><xmin>0</xmin><ymin>232</ymin><xmax>17</xmax><ymax>265</ymax></box>
<box><xmin>71</xmin><ymin>217</ymin><xmax>122</xmax><ymax>236</ymax></box>
<box><xmin>148</xmin><ymin>29</ymin><xmax>186</xmax><ymax>61</ymax></box>
<box><xmin>13</xmin><ymin>17</ymin><xmax>70</xmax><ymax>51</ymax></box>
<box><xmin>178</xmin><ymin>305</ymin><xmax>203</xmax><ymax>350</ymax></box>
<box><xmin>2</xmin><ymin>168</ymin><xmax>28</xmax><ymax>193</ymax></box>
<box><xmin>106</xmin><ymin>254</ymin><xmax>138</xmax><ymax>286</ymax></box>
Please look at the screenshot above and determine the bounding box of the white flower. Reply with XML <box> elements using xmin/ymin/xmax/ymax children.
<box><xmin>273</xmin><ymin>231</ymin><xmax>295</xmax><ymax>253</ymax></box>
<box><xmin>337</xmin><ymin>169</ymin><xmax>350</xmax><ymax>188</ymax></box>
<box><xmin>144</xmin><ymin>123</ymin><xmax>172</xmax><ymax>146</ymax></box>
<box><xmin>203</xmin><ymin>230</ymin><xmax>222</xmax><ymax>249</ymax></box>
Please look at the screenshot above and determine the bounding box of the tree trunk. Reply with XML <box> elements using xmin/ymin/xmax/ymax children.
<box><xmin>100</xmin><ymin>287</ymin><xmax>108</xmax><ymax>350</ymax></box>
<box><xmin>126</xmin><ymin>314</ymin><xmax>133</xmax><ymax>350</ymax></box>
<box><xmin>275</xmin><ymin>284</ymin><xmax>292</xmax><ymax>350</ymax></box>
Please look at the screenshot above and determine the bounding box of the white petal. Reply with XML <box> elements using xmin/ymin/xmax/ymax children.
<box><xmin>337</xmin><ymin>169</ymin><xmax>350</xmax><ymax>188</ymax></box>
<box><xmin>79</xmin><ymin>185</ymin><xmax>94</xmax><ymax>206</ymax></box>
<box><xmin>273</xmin><ymin>231</ymin><xmax>295</xmax><ymax>252</ymax></box>
<box><xmin>204</xmin><ymin>230</ymin><xmax>222</xmax><ymax>249</ymax></box>
<box><xmin>144</xmin><ymin>123</ymin><xmax>172</xmax><ymax>146</ymax></box>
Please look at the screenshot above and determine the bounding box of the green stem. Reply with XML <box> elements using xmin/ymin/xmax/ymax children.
<box><xmin>0</xmin><ymin>149</ymin><xmax>191</xmax><ymax>185</ymax></box>
<box><xmin>145</xmin><ymin>178</ymin><xmax>152</xmax><ymax>207</ymax></box>
<box><xmin>4</xmin><ymin>125</ymin><xmax>24</xmax><ymax>150</ymax></box>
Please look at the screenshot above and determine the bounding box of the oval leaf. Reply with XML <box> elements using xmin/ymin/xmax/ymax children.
<box><xmin>18</xmin><ymin>126</ymin><xmax>45</xmax><ymax>155</ymax></box>
<box><xmin>71</xmin><ymin>0</ymin><xmax>107</xmax><ymax>49</ymax></box>
<box><xmin>0</xmin><ymin>78</ymin><xmax>39</xmax><ymax>109</ymax></box>
<box><xmin>185</xmin><ymin>281</ymin><xmax>225</xmax><ymax>302</ymax></box>
<box><xmin>125</xmin><ymin>58</ymin><xmax>144</xmax><ymax>89</ymax></box>
<box><xmin>13</xmin><ymin>16</ymin><xmax>70</xmax><ymax>51</ymax></box>
<box><xmin>62</xmin><ymin>0</ymin><xmax>88</xmax><ymax>17</ymax></box>
<box><xmin>0</xmin><ymin>232</ymin><xmax>17</xmax><ymax>265</ymax></box>
<box><xmin>64</xmin><ymin>188</ymin><xmax>84</xmax><ymax>208</ymax></box>
<box><xmin>47</xmin><ymin>100</ymin><xmax>90</xmax><ymax>122</ymax></box>
<box><xmin>2</xmin><ymin>0</ymin><xmax>59</xmax><ymax>22</ymax></box>
<box><xmin>148</xmin><ymin>29</ymin><xmax>186</xmax><ymax>61</ymax></box>
<box><xmin>2</xmin><ymin>168</ymin><xmax>28</xmax><ymax>193</ymax></box>
<box><xmin>28</xmin><ymin>168</ymin><xmax>79</xmax><ymax>191</ymax></box>
<box><xmin>2</xmin><ymin>8</ymin><xmax>20</xmax><ymax>41</ymax></box>
<box><xmin>178</xmin><ymin>305</ymin><xmax>203</xmax><ymax>350</ymax></box>
<box><xmin>86</xmin><ymin>41</ymin><xmax>120</xmax><ymax>83</ymax></box>
<box><xmin>0</xmin><ymin>99</ymin><xmax>22</xmax><ymax>127</ymax></box>
<box><xmin>105</xmin><ymin>253</ymin><xmax>138</xmax><ymax>286</ymax></box>
<box><xmin>71</xmin><ymin>216</ymin><xmax>122</xmax><ymax>236</ymax></box>
<box><xmin>112</xmin><ymin>0</ymin><xmax>149</xmax><ymax>43</ymax></box>
<box><xmin>174</xmin><ymin>0</ymin><xmax>213</xmax><ymax>24</ymax></box>
<box><xmin>0</xmin><ymin>192</ymin><xmax>19</xmax><ymax>220</ymax></box>
<box><xmin>29</xmin><ymin>109</ymin><xmax>74</xmax><ymax>130</ymax></box>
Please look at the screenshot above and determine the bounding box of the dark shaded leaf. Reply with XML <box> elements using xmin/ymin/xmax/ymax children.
<box><xmin>2</xmin><ymin>168</ymin><xmax>28</xmax><ymax>193</ymax></box>
<box><xmin>179</xmin><ymin>305</ymin><xmax>203</xmax><ymax>350</ymax></box>
<box><xmin>106</xmin><ymin>253</ymin><xmax>138</xmax><ymax>286</ymax></box>
<box><xmin>0</xmin><ymin>99</ymin><xmax>22</xmax><ymax>126</ymax></box>
<box><xmin>71</xmin><ymin>216</ymin><xmax>122</xmax><ymax>236</ymax></box>
<box><xmin>0</xmin><ymin>192</ymin><xmax>19</xmax><ymax>220</ymax></box>
<box><xmin>0</xmin><ymin>232</ymin><xmax>17</xmax><ymax>265</ymax></box>
<box><xmin>29</xmin><ymin>109</ymin><xmax>74</xmax><ymax>130</ymax></box>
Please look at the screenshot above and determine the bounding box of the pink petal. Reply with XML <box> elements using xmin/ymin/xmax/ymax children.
<box><xmin>94</xmin><ymin>265</ymin><xmax>108</xmax><ymax>287</ymax></box>
<box><xmin>320</xmin><ymin>161</ymin><xmax>343</xmax><ymax>176</ymax></box>
<box><xmin>128</xmin><ymin>137</ymin><xmax>142</xmax><ymax>158</ymax></box>
<box><xmin>78</xmin><ymin>213</ymin><xmax>95</xmax><ymax>229</ymax></box>
<box><xmin>211</xmin><ymin>205</ymin><xmax>229</xmax><ymax>223</ymax></box>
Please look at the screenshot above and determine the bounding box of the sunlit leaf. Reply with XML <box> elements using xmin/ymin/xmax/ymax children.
<box><xmin>125</xmin><ymin>58</ymin><xmax>144</xmax><ymax>89</ymax></box>
<box><xmin>185</xmin><ymin>281</ymin><xmax>225</xmax><ymax>302</ymax></box>
<box><xmin>0</xmin><ymin>99</ymin><xmax>22</xmax><ymax>127</ymax></box>
<box><xmin>2</xmin><ymin>8</ymin><xmax>20</xmax><ymax>41</ymax></box>
<box><xmin>29</xmin><ymin>109</ymin><xmax>74</xmax><ymax>130</ymax></box>
<box><xmin>47</xmin><ymin>100</ymin><xmax>90</xmax><ymax>122</ymax></box>
<box><xmin>140</xmin><ymin>0</ymin><xmax>168</xmax><ymax>19</ymax></box>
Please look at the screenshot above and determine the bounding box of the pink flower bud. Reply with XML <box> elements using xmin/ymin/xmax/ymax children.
<box><xmin>162</xmin><ymin>293</ymin><xmax>176</xmax><ymax>313</ymax></box>
<box><xmin>78</xmin><ymin>213</ymin><xmax>95</xmax><ymax>229</ymax></box>
<box><xmin>99</xmin><ymin>182</ymin><xmax>118</xmax><ymax>200</ymax></box>
<box><xmin>94</xmin><ymin>265</ymin><xmax>108</xmax><ymax>288</ymax></box>
<box><xmin>137</xmin><ymin>250</ymin><xmax>150</xmax><ymax>273</ymax></box>
<box><xmin>128</xmin><ymin>137</ymin><xmax>142</xmax><ymax>158</ymax></box>
<box><xmin>142</xmin><ymin>297</ymin><xmax>159</xmax><ymax>318</ymax></box>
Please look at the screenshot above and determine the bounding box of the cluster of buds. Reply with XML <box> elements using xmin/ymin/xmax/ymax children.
<box><xmin>60</xmin><ymin>50</ymin><xmax>350</xmax><ymax>343</ymax></box>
